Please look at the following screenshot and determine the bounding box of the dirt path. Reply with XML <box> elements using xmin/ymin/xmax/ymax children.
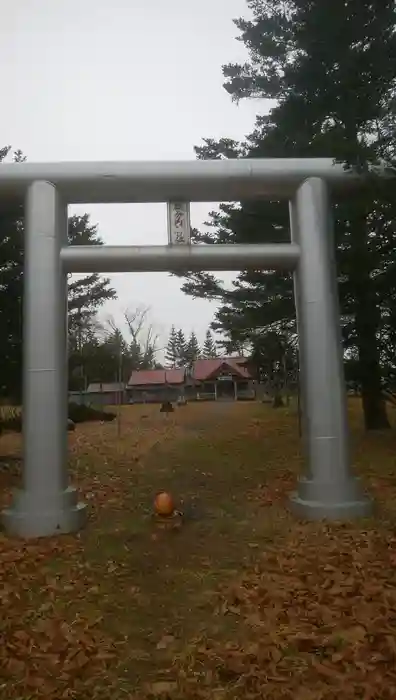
<box><xmin>1</xmin><ymin>400</ymin><xmax>396</xmax><ymax>699</ymax></box>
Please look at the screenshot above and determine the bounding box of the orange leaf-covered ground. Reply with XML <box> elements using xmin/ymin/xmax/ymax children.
<box><xmin>0</xmin><ymin>400</ymin><xmax>396</xmax><ymax>698</ymax></box>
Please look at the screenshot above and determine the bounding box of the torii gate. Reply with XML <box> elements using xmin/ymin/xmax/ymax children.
<box><xmin>0</xmin><ymin>158</ymin><xmax>374</xmax><ymax>537</ymax></box>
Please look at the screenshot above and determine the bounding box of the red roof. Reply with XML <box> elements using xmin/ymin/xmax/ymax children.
<box><xmin>128</xmin><ymin>368</ymin><xmax>185</xmax><ymax>386</ymax></box>
<box><xmin>192</xmin><ymin>357</ymin><xmax>252</xmax><ymax>381</ymax></box>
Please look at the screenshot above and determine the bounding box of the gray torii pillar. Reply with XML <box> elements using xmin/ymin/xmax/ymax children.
<box><xmin>2</xmin><ymin>181</ymin><xmax>87</xmax><ymax>537</ymax></box>
<box><xmin>289</xmin><ymin>177</ymin><xmax>372</xmax><ymax>518</ymax></box>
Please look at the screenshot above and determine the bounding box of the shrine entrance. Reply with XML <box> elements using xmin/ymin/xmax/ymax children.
<box><xmin>0</xmin><ymin>157</ymin><xmax>375</xmax><ymax>538</ymax></box>
<box><xmin>216</xmin><ymin>376</ymin><xmax>236</xmax><ymax>401</ymax></box>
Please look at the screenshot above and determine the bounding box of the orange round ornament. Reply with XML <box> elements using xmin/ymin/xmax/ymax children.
<box><xmin>154</xmin><ymin>491</ymin><xmax>175</xmax><ymax>517</ymax></box>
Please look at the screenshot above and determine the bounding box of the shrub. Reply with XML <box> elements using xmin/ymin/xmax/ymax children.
<box><xmin>68</xmin><ymin>403</ymin><xmax>116</xmax><ymax>424</ymax></box>
<box><xmin>0</xmin><ymin>406</ymin><xmax>22</xmax><ymax>434</ymax></box>
<box><xmin>0</xmin><ymin>403</ymin><xmax>116</xmax><ymax>435</ymax></box>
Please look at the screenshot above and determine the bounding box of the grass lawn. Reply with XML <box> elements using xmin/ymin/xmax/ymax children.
<box><xmin>0</xmin><ymin>400</ymin><xmax>396</xmax><ymax>699</ymax></box>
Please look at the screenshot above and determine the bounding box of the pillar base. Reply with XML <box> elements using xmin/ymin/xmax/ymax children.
<box><xmin>289</xmin><ymin>476</ymin><xmax>373</xmax><ymax>521</ymax></box>
<box><xmin>1</xmin><ymin>486</ymin><xmax>87</xmax><ymax>538</ymax></box>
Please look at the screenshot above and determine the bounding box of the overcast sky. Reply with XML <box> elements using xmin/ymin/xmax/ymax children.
<box><xmin>1</xmin><ymin>0</ymin><xmax>266</xmax><ymax>352</ymax></box>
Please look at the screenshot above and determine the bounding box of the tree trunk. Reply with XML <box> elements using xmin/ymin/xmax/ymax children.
<box><xmin>349</xmin><ymin>212</ymin><xmax>390</xmax><ymax>431</ymax></box>
<box><xmin>272</xmin><ymin>393</ymin><xmax>284</xmax><ymax>408</ymax></box>
<box><xmin>361</xmin><ymin>383</ymin><xmax>389</xmax><ymax>429</ymax></box>
<box><xmin>356</xmin><ymin>309</ymin><xmax>390</xmax><ymax>430</ymax></box>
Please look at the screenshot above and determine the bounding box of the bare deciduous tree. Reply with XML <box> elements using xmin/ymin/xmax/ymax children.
<box><xmin>124</xmin><ymin>305</ymin><xmax>161</xmax><ymax>365</ymax></box>
<box><xmin>105</xmin><ymin>305</ymin><xmax>164</xmax><ymax>370</ymax></box>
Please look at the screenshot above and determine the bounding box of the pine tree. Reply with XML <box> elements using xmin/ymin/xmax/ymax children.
<box><xmin>100</xmin><ymin>328</ymin><xmax>129</xmax><ymax>382</ymax></box>
<box><xmin>67</xmin><ymin>213</ymin><xmax>117</xmax><ymax>339</ymax></box>
<box><xmin>185</xmin><ymin>331</ymin><xmax>201</xmax><ymax>368</ymax></box>
<box><xmin>0</xmin><ymin>146</ymin><xmax>117</xmax><ymax>400</ymax></box>
<box><xmin>203</xmin><ymin>329</ymin><xmax>217</xmax><ymax>358</ymax></box>
<box><xmin>180</xmin><ymin>0</ymin><xmax>396</xmax><ymax>430</ymax></box>
<box><xmin>175</xmin><ymin>329</ymin><xmax>187</xmax><ymax>366</ymax></box>
<box><xmin>129</xmin><ymin>339</ymin><xmax>143</xmax><ymax>371</ymax></box>
<box><xmin>165</xmin><ymin>326</ymin><xmax>179</xmax><ymax>367</ymax></box>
